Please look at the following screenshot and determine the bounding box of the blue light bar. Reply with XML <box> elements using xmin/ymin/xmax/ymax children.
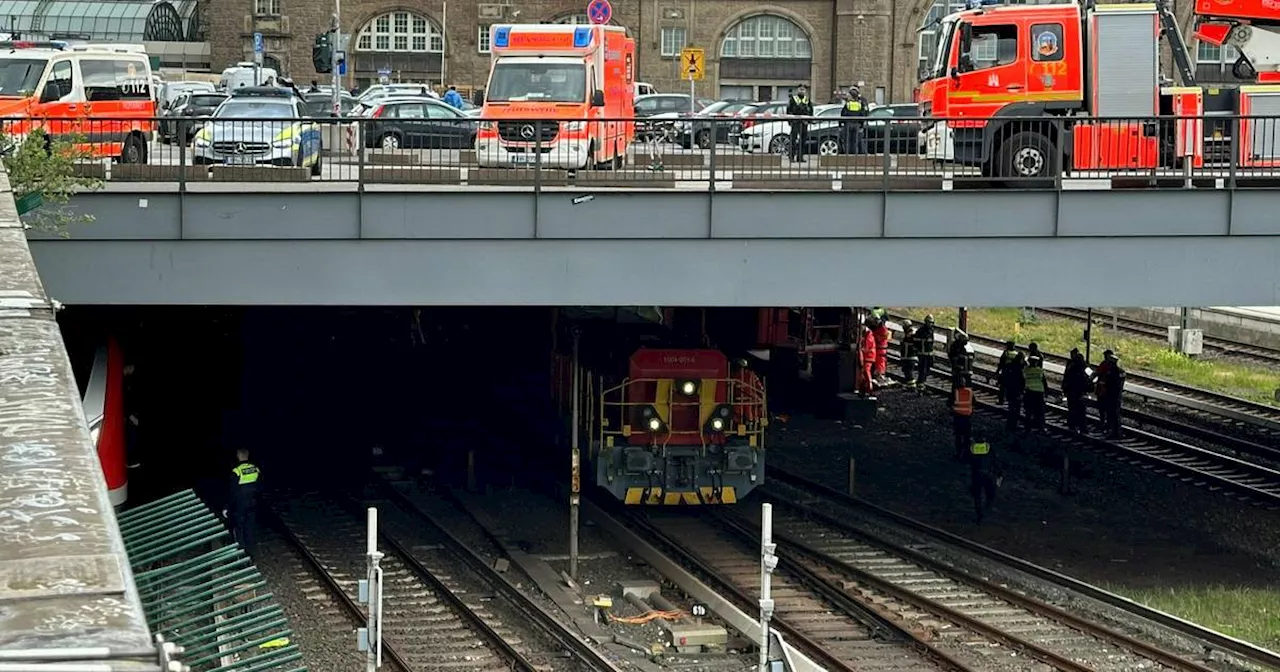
<box><xmin>573</xmin><ymin>26</ymin><xmax>592</xmax><ymax>48</ymax></box>
<box><xmin>492</xmin><ymin>26</ymin><xmax>510</xmax><ymax>48</ymax></box>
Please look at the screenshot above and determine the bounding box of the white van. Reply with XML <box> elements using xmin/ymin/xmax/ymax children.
<box><xmin>220</xmin><ymin>62</ymin><xmax>278</xmax><ymax>91</ymax></box>
<box><xmin>635</xmin><ymin>81</ymin><xmax>655</xmax><ymax>96</ymax></box>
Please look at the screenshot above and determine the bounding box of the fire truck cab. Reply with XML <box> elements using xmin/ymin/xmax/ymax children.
<box><xmin>917</xmin><ymin>2</ymin><xmax>1206</xmax><ymax>178</ymax></box>
<box><xmin>476</xmin><ymin>24</ymin><xmax>635</xmax><ymax>170</ymax></box>
<box><xmin>0</xmin><ymin>41</ymin><xmax>154</xmax><ymax>163</ymax></box>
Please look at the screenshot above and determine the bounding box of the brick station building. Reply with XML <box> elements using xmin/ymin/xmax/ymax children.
<box><xmin>206</xmin><ymin>0</ymin><xmax>1237</xmax><ymax>105</ymax></box>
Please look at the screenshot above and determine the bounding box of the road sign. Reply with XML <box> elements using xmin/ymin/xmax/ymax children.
<box><xmin>337</xmin><ymin>51</ymin><xmax>346</xmax><ymax>76</ymax></box>
<box><xmin>377</xmin><ymin>67</ymin><xmax>391</xmax><ymax>76</ymax></box>
<box><xmin>681</xmin><ymin>47</ymin><xmax>704</xmax><ymax>81</ymax></box>
<box><xmin>587</xmin><ymin>0</ymin><xmax>612</xmax><ymax>24</ymax></box>
<box><xmin>253</xmin><ymin>32</ymin><xmax>264</xmax><ymax>54</ymax></box>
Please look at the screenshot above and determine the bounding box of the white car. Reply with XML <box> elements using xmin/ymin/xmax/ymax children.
<box><xmin>739</xmin><ymin>104</ymin><xmax>843</xmax><ymax>154</ymax></box>
<box><xmin>920</xmin><ymin>121</ymin><xmax>954</xmax><ymax>162</ymax></box>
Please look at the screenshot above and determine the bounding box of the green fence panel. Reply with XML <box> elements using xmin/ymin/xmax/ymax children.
<box><xmin>118</xmin><ymin>489</ymin><xmax>309</xmax><ymax>672</ymax></box>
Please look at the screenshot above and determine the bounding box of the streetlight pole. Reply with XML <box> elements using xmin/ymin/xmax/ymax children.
<box><xmin>330</xmin><ymin>0</ymin><xmax>341</xmax><ymax>117</ymax></box>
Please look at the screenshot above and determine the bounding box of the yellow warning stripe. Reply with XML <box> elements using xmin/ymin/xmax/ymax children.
<box><xmin>948</xmin><ymin>90</ymin><xmax>1082</xmax><ymax>103</ymax></box>
<box><xmin>624</xmin><ymin>486</ymin><xmax>738</xmax><ymax>505</ymax></box>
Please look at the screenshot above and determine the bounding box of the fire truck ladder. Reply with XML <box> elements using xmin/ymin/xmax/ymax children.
<box><xmin>1157</xmin><ymin>0</ymin><xmax>1200</xmax><ymax>86</ymax></box>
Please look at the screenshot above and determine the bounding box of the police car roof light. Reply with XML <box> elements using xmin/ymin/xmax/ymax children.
<box><xmin>0</xmin><ymin>40</ymin><xmax>67</xmax><ymax>50</ymax></box>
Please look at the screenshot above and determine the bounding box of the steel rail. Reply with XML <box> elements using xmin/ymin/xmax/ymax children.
<box><xmin>369</xmin><ymin>480</ymin><xmax>627</xmax><ymax>672</ymax></box>
<box><xmin>263</xmin><ymin>506</ymin><xmax>414</xmax><ymax>672</ymax></box>
<box><xmin>734</xmin><ymin>495</ymin><xmax>1219</xmax><ymax>672</ymax></box>
<box><xmin>765</xmin><ymin>467</ymin><xmax>1280</xmax><ymax>671</ymax></box>
<box><xmin>884</xmin><ymin>312</ymin><xmax>1280</xmax><ymax>434</ymax></box>
<box><xmin>905</xmin><ymin>358</ymin><xmax>1280</xmax><ymax>505</ymax></box>
<box><xmin>1039</xmin><ymin>307</ymin><xmax>1280</xmax><ymax>367</ymax></box>
<box><xmin>327</xmin><ymin>495</ymin><xmax>547</xmax><ymax>672</ymax></box>
<box><xmin>593</xmin><ymin>501</ymin><xmax>863</xmax><ymax>672</ymax></box>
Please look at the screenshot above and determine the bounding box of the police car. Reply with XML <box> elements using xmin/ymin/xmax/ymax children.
<box><xmin>192</xmin><ymin>87</ymin><xmax>323</xmax><ymax>174</ymax></box>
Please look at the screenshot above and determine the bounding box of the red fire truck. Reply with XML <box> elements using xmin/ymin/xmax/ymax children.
<box><xmin>917</xmin><ymin>0</ymin><xmax>1280</xmax><ymax>179</ymax></box>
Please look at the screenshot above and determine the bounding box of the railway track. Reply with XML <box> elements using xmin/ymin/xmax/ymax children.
<box><xmin>271</xmin><ymin>490</ymin><xmax>621</xmax><ymax>672</ymax></box>
<box><xmin>904</xmin><ymin>358</ymin><xmax>1280</xmax><ymax>508</ymax></box>
<box><xmin>616</xmin><ymin>505</ymin><xmax>945</xmax><ymax>672</ymax></box>
<box><xmin>715</xmin><ymin>499</ymin><xmax>1219</xmax><ymax>672</ymax></box>
<box><xmin>762</xmin><ymin>468</ymin><xmax>1280</xmax><ymax>672</ymax></box>
<box><xmin>1038</xmin><ymin>307</ymin><xmax>1280</xmax><ymax>368</ymax></box>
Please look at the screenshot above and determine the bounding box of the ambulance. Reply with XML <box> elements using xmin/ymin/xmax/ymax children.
<box><xmin>0</xmin><ymin>41</ymin><xmax>155</xmax><ymax>163</ymax></box>
<box><xmin>476</xmin><ymin>24</ymin><xmax>635</xmax><ymax>170</ymax></box>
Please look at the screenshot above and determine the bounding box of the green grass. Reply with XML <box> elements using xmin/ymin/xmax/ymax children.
<box><xmin>894</xmin><ymin>307</ymin><xmax>1280</xmax><ymax>407</ymax></box>
<box><xmin>1106</xmin><ymin>584</ymin><xmax>1280</xmax><ymax>650</ymax></box>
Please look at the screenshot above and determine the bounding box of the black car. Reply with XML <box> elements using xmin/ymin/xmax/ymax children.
<box><xmin>364</xmin><ymin>99</ymin><xmax>477</xmax><ymax>150</ymax></box>
<box><xmin>806</xmin><ymin>104</ymin><xmax>923</xmax><ymax>155</ymax></box>
<box><xmin>633</xmin><ymin>94</ymin><xmax>715</xmax><ymax>141</ymax></box>
<box><xmin>677</xmin><ymin>101</ymin><xmax>753</xmax><ymax>149</ymax></box>
<box><xmin>302</xmin><ymin>92</ymin><xmax>357</xmax><ymax>117</ymax></box>
<box><xmin>159</xmin><ymin>92</ymin><xmax>228</xmax><ymax>144</ymax></box>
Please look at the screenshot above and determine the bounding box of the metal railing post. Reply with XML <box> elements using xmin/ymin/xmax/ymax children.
<box><xmin>708</xmin><ymin>118</ymin><xmax>717</xmax><ymax>192</ymax></box>
<box><xmin>1229</xmin><ymin>116</ymin><xmax>1239</xmax><ymax>190</ymax></box>
<box><xmin>534</xmin><ymin>120</ymin><xmax>543</xmax><ymax>194</ymax></box>
<box><xmin>1054</xmin><ymin>116</ymin><xmax>1065</xmax><ymax>191</ymax></box>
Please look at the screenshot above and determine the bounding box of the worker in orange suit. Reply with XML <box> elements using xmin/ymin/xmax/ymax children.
<box><xmin>871</xmin><ymin>316</ymin><xmax>891</xmax><ymax>385</ymax></box>
<box><xmin>858</xmin><ymin>325</ymin><xmax>877</xmax><ymax>398</ymax></box>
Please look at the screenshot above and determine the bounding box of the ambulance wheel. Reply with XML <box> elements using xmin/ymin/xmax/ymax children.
<box><xmin>998</xmin><ymin>132</ymin><xmax>1055</xmax><ymax>184</ymax></box>
<box><xmin>121</xmin><ymin>133</ymin><xmax>147</xmax><ymax>164</ymax></box>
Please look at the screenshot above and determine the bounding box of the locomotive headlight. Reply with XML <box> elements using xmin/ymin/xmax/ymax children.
<box><xmin>680</xmin><ymin>380</ymin><xmax>698</xmax><ymax>396</ymax></box>
<box><xmin>710</xmin><ymin>417</ymin><xmax>725</xmax><ymax>431</ymax></box>
<box><xmin>648</xmin><ymin>417</ymin><xmax>662</xmax><ymax>431</ymax></box>
<box><xmin>705</xmin><ymin>405</ymin><xmax>734</xmax><ymax>434</ymax></box>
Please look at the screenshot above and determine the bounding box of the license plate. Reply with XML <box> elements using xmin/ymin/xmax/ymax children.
<box><xmin>510</xmin><ymin>154</ymin><xmax>531</xmax><ymax>164</ymax></box>
<box><xmin>224</xmin><ymin>156</ymin><xmax>256</xmax><ymax>165</ymax></box>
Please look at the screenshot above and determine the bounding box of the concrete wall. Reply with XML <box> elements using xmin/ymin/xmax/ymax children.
<box><xmin>27</xmin><ymin>187</ymin><xmax>1280</xmax><ymax>306</ymax></box>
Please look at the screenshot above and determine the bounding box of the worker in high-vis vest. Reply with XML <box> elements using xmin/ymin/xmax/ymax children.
<box><xmin>840</xmin><ymin>85</ymin><xmax>869</xmax><ymax>154</ymax></box>
<box><xmin>1023</xmin><ymin>356</ymin><xmax>1047</xmax><ymax>431</ymax></box>
<box><xmin>228</xmin><ymin>448</ymin><xmax>260</xmax><ymax>555</ymax></box>
<box><xmin>968</xmin><ymin>435</ymin><xmax>999</xmax><ymax>524</ymax></box>
<box><xmin>952</xmin><ymin>385</ymin><xmax>973</xmax><ymax>460</ymax></box>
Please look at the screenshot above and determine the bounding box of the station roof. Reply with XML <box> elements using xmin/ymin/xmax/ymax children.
<box><xmin>0</xmin><ymin>0</ymin><xmax>202</xmax><ymax>43</ymax></box>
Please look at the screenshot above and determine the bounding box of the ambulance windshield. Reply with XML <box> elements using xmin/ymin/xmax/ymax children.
<box><xmin>0</xmin><ymin>58</ymin><xmax>48</xmax><ymax>97</ymax></box>
<box><xmin>488</xmin><ymin>61</ymin><xmax>586</xmax><ymax>103</ymax></box>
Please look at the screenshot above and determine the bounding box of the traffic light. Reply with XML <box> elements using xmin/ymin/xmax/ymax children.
<box><xmin>313</xmin><ymin>31</ymin><xmax>333</xmax><ymax>73</ymax></box>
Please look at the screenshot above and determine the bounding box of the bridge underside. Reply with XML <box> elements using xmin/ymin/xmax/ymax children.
<box><xmin>29</xmin><ymin>187</ymin><xmax>1280</xmax><ymax>306</ymax></box>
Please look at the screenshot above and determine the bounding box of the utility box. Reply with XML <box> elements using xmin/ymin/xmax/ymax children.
<box><xmin>1168</xmin><ymin>326</ymin><xmax>1204</xmax><ymax>355</ymax></box>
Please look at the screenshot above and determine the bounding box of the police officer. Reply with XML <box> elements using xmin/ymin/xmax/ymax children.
<box><xmin>785</xmin><ymin>84</ymin><xmax>813</xmax><ymax>162</ymax></box>
<box><xmin>900</xmin><ymin>320</ymin><xmax>918</xmax><ymax>387</ymax></box>
<box><xmin>994</xmin><ymin>340</ymin><xmax>1018</xmax><ymax>404</ymax></box>
<box><xmin>227</xmin><ymin>449</ymin><xmax>260</xmax><ymax>555</ymax></box>
<box><xmin>1062</xmin><ymin>348</ymin><xmax>1089</xmax><ymax>433</ymax></box>
<box><xmin>913</xmin><ymin>315</ymin><xmax>936</xmax><ymax>390</ymax></box>
<box><xmin>952</xmin><ymin>384</ymin><xmax>974</xmax><ymax>460</ymax></box>
<box><xmin>840</xmin><ymin>85</ymin><xmax>868</xmax><ymax>154</ymax></box>
<box><xmin>969</xmin><ymin>434</ymin><xmax>999</xmax><ymax>524</ymax></box>
<box><xmin>1023</xmin><ymin>355</ymin><xmax>1047</xmax><ymax>431</ymax></box>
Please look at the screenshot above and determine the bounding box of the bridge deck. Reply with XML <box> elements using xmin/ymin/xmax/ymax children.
<box><xmin>0</xmin><ymin>171</ymin><xmax>152</xmax><ymax>651</ymax></box>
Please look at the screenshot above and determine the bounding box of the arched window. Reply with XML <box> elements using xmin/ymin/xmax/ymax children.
<box><xmin>918</xmin><ymin>0</ymin><xmax>966</xmax><ymax>72</ymax></box>
<box><xmin>356</xmin><ymin>11</ymin><xmax>443</xmax><ymax>53</ymax></box>
<box><xmin>720</xmin><ymin>14</ymin><xmax>810</xmax><ymax>59</ymax></box>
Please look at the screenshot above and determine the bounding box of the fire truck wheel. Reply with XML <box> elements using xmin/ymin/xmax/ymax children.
<box><xmin>998</xmin><ymin>132</ymin><xmax>1055</xmax><ymax>180</ymax></box>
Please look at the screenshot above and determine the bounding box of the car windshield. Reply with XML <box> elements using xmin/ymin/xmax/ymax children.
<box><xmin>0</xmin><ymin>59</ymin><xmax>47</xmax><ymax>97</ymax></box>
<box><xmin>215</xmin><ymin>101</ymin><xmax>294</xmax><ymax>119</ymax></box>
<box><xmin>487</xmin><ymin>62</ymin><xmax>586</xmax><ymax>103</ymax></box>
<box><xmin>928</xmin><ymin>17</ymin><xmax>958</xmax><ymax>80</ymax></box>
<box><xmin>191</xmin><ymin>95</ymin><xmax>226</xmax><ymax>107</ymax></box>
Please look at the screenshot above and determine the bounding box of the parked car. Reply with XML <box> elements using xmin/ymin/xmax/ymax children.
<box><xmin>634</xmin><ymin>94</ymin><xmax>715</xmax><ymax>141</ymax></box>
<box><xmin>675</xmin><ymin>101</ymin><xmax>753</xmax><ymax>149</ymax></box>
<box><xmin>739</xmin><ymin>104</ymin><xmax>843</xmax><ymax>154</ymax></box>
<box><xmin>159</xmin><ymin>81</ymin><xmax>215</xmax><ymax>111</ymax></box>
<box><xmin>302</xmin><ymin>92</ymin><xmax>358</xmax><ymax>117</ymax></box>
<box><xmin>363</xmin><ymin>99</ymin><xmax>477</xmax><ymax>150</ymax></box>
<box><xmin>159</xmin><ymin>91</ymin><xmax>227</xmax><ymax>144</ymax></box>
<box><xmin>191</xmin><ymin>87</ymin><xmax>323</xmax><ymax>175</ymax></box>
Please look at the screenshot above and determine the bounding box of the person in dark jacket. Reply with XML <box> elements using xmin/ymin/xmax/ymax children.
<box><xmin>994</xmin><ymin>340</ymin><xmax>1018</xmax><ymax>404</ymax></box>
<box><xmin>1062</xmin><ymin>348</ymin><xmax>1090</xmax><ymax>433</ymax></box>
<box><xmin>913</xmin><ymin>315</ymin><xmax>936</xmax><ymax>390</ymax></box>
<box><xmin>840</xmin><ymin>85</ymin><xmax>868</xmax><ymax>154</ymax></box>
<box><xmin>227</xmin><ymin>449</ymin><xmax>260</xmax><ymax>555</ymax></box>
<box><xmin>785</xmin><ymin>84</ymin><xmax>813</xmax><ymax>162</ymax></box>
<box><xmin>948</xmin><ymin>331</ymin><xmax>973</xmax><ymax>392</ymax></box>
<box><xmin>900</xmin><ymin>320</ymin><xmax>918</xmax><ymax>387</ymax></box>
<box><xmin>1093</xmin><ymin>350</ymin><xmax>1126</xmax><ymax>437</ymax></box>
<box><xmin>1003</xmin><ymin>352</ymin><xmax>1026</xmax><ymax>430</ymax></box>
<box><xmin>968</xmin><ymin>433</ymin><xmax>999</xmax><ymax>524</ymax></box>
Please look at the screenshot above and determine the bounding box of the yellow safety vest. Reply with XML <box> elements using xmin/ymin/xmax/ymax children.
<box><xmin>1024</xmin><ymin>366</ymin><xmax>1046</xmax><ymax>393</ymax></box>
<box><xmin>845</xmin><ymin>100</ymin><xmax>863</xmax><ymax>112</ymax></box>
<box><xmin>970</xmin><ymin>441</ymin><xmax>990</xmax><ymax>455</ymax></box>
<box><xmin>792</xmin><ymin>96</ymin><xmax>809</xmax><ymax>105</ymax></box>
<box><xmin>232</xmin><ymin>463</ymin><xmax>260</xmax><ymax>485</ymax></box>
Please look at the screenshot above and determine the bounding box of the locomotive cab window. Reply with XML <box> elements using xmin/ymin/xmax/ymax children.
<box><xmin>1031</xmin><ymin>23</ymin><xmax>1063</xmax><ymax>62</ymax></box>
<box><xmin>963</xmin><ymin>24</ymin><xmax>1018</xmax><ymax>71</ymax></box>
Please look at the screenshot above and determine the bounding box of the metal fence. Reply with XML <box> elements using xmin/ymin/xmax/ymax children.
<box><xmin>10</xmin><ymin>113</ymin><xmax>1280</xmax><ymax>190</ymax></box>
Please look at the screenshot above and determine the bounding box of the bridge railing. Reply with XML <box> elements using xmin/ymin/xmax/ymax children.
<box><xmin>5</xmin><ymin>113</ymin><xmax>1278</xmax><ymax>190</ymax></box>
